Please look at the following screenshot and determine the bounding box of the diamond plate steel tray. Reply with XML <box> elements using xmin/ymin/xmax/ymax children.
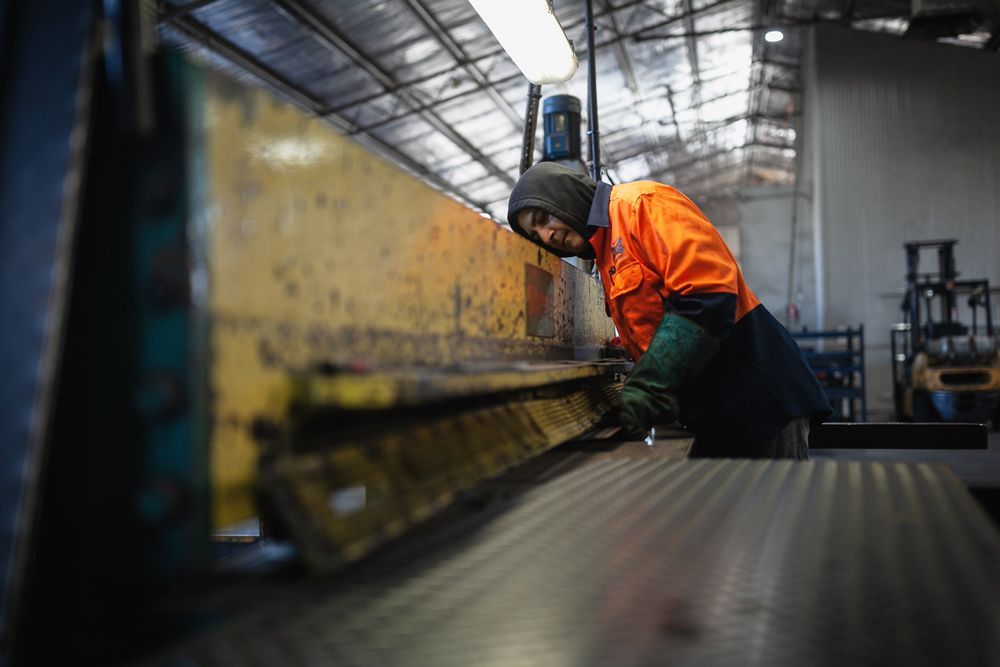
<box><xmin>153</xmin><ymin>458</ymin><xmax>1000</xmax><ymax>666</ymax></box>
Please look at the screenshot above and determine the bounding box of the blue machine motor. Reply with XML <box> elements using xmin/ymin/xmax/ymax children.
<box><xmin>542</xmin><ymin>94</ymin><xmax>582</xmax><ymax>163</ymax></box>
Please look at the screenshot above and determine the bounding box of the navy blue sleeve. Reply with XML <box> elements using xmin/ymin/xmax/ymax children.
<box><xmin>665</xmin><ymin>292</ymin><xmax>736</xmax><ymax>340</ymax></box>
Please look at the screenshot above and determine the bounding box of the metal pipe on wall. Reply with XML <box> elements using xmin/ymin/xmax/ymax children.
<box><xmin>585</xmin><ymin>0</ymin><xmax>601</xmax><ymax>182</ymax></box>
<box><xmin>785</xmin><ymin>155</ymin><xmax>800</xmax><ymax>326</ymax></box>
<box><xmin>520</xmin><ymin>82</ymin><xmax>542</xmax><ymax>175</ymax></box>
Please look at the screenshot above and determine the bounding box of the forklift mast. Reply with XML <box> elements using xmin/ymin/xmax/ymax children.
<box><xmin>902</xmin><ymin>239</ymin><xmax>993</xmax><ymax>354</ymax></box>
<box><xmin>893</xmin><ymin>239</ymin><xmax>999</xmax><ymax>423</ymax></box>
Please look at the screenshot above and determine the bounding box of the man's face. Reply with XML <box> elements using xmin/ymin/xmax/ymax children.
<box><xmin>515</xmin><ymin>208</ymin><xmax>588</xmax><ymax>255</ymax></box>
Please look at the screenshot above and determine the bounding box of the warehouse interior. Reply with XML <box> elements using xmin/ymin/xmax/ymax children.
<box><xmin>1</xmin><ymin>0</ymin><xmax>999</xmax><ymax>664</ymax></box>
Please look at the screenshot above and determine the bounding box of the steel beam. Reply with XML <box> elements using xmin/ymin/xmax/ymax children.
<box><xmin>664</xmin><ymin>84</ymin><xmax>683</xmax><ymax>142</ymax></box>
<box><xmin>269</xmin><ymin>0</ymin><xmax>515</xmax><ymax>188</ymax></box>
<box><xmin>401</xmin><ymin>0</ymin><xmax>524</xmax><ymax>133</ymax></box>
<box><xmin>519</xmin><ymin>83</ymin><xmax>542</xmax><ymax>174</ymax></box>
<box><xmin>653</xmin><ymin>145</ymin><xmax>746</xmax><ymax>175</ymax></box>
<box><xmin>592</xmin><ymin>75</ymin><xmax>753</xmax><ymax>141</ymax></box>
<box><xmin>601</xmin><ymin>82</ymin><xmax>785</xmax><ymax>140</ymax></box>
<box><xmin>318</xmin><ymin>0</ymin><xmax>650</xmax><ymax>117</ymax></box>
<box><xmin>597</xmin><ymin>0</ymin><xmax>661</xmax><ymax>176</ymax></box>
<box><xmin>606</xmin><ymin>111</ymin><xmax>795</xmax><ymax>166</ymax></box>
<box><xmin>626</xmin><ymin>0</ymin><xmax>745</xmax><ymax>39</ymax></box>
<box><xmin>156</xmin><ymin>0</ymin><xmax>225</xmax><ymax>20</ymax></box>
<box><xmin>648</xmin><ymin>139</ymin><xmax>795</xmax><ymax>187</ymax></box>
<box><xmin>347</xmin><ymin>71</ymin><xmax>526</xmax><ymax>136</ymax></box>
<box><xmin>748</xmin><ymin>138</ymin><xmax>795</xmax><ymax>151</ymax></box>
<box><xmin>680</xmin><ymin>0</ymin><xmax>706</xmax><ymax>137</ymax></box>
<box><xmin>678</xmin><ymin>161</ymin><xmax>753</xmax><ymax>193</ymax></box>
<box><xmin>160</xmin><ymin>12</ymin><xmax>494</xmax><ymax>212</ymax></box>
<box><xmin>810</xmin><ymin>422</ymin><xmax>989</xmax><ymax>450</ymax></box>
<box><xmin>320</xmin><ymin>0</ymin><xmax>741</xmax><ymax>120</ymax></box>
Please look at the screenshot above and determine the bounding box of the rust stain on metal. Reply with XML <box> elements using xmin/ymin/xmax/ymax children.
<box><xmin>525</xmin><ymin>263</ymin><xmax>555</xmax><ymax>338</ymax></box>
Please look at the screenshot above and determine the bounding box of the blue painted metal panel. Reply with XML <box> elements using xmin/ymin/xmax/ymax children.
<box><xmin>0</xmin><ymin>0</ymin><xmax>94</xmax><ymax>653</ymax></box>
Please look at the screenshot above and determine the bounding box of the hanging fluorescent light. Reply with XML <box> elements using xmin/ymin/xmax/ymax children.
<box><xmin>468</xmin><ymin>0</ymin><xmax>578</xmax><ymax>84</ymax></box>
<box><xmin>764</xmin><ymin>29</ymin><xmax>784</xmax><ymax>43</ymax></box>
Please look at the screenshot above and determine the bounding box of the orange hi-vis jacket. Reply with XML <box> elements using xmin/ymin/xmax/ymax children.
<box><xmin>586</xmin><ymin>180</ymin><xmax>831</xmax><ymax>454</ymax></box>
<box><xmin>589</xmin><ymin>181</ymin><xmax>759</xmax><ymax>362</ymax></box>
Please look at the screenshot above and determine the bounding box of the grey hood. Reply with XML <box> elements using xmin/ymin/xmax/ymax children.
<box><xmin>506</xmin><ymin>162</ymin><xmax>597</xmax><ymax>258</ymax></box>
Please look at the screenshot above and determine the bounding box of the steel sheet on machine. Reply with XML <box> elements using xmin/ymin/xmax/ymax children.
<box><xmin>156</xmin><ymin>457</ymin><xmax>1000</xmax><ymax>666</ymax></box>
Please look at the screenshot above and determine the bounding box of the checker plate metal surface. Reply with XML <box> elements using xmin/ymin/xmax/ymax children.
<box><xmin>156</xmin><ymin>459</ymin><xmax>1000</xmax><ymax>666</ymax></box>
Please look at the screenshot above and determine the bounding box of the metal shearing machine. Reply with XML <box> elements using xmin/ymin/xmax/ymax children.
<box><xmin>1</xmin><ymin>2</ymin><xmax>997</xmax><ymax>665</ymax></box>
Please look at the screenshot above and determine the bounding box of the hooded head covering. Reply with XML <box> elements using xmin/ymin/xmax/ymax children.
<box><xmin>507</xmin><ymin>162</ymin><xmax>598</xmax><ymax>258</ymax></box>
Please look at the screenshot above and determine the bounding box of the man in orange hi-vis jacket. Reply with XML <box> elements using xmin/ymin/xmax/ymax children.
<box><xmin>508</xmin><ymin>162</ymin><xmax>831</xmax><ymax>459</ymax></box>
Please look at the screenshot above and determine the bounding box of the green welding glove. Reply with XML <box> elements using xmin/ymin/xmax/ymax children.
<box><xmin>620</xmin><ymin>313</ymin><xmax>721</xmax><ymax>439</ymax></box>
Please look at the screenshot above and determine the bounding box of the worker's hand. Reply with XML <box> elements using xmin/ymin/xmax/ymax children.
<box><xmin>619</xmin><ymin>384</ymin><xmax>678</xmax><ymax>439</ymax></box>
<box><xmin>618</xmin><ymin>313</ymin><xmax>721</xmax><ymax>439</ymax></box>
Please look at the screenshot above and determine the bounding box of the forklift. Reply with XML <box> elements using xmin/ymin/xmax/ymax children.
<box><xmin>891</xmin><ymin>240</ymin><xmax>1000</xmax><ymax>425</ymax></box>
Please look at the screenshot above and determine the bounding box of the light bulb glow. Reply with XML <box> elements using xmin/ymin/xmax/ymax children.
<box><xmin>764</xmin><ymin>29</ymin><xmax>784</xmax><ymax>43</ymax></box>
<box><xmin>468</xmin><ymin>0</ymin><xmax>579</xmax><ymax>84</ymax></box>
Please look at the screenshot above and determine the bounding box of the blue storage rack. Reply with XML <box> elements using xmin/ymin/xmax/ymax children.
<box><xmin>791</xmin><ymin>326</ymin><xmax>867</xmax><ymax>422</ymax></box>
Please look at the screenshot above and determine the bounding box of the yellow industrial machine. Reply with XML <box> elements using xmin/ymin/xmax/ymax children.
<box><xmin>4</xmin><ymin>35</ymin><xmax>625</xmax><ymax>661</ymax></box>
<box><xmin>6</xmin><ymin>10</ymin><xmax>999</xmax><ymax>663</ymax></box>
<box><xmin>187</xmin><ymin>63</ymin><xmax>621</xmax><ymax>561</ymax></box>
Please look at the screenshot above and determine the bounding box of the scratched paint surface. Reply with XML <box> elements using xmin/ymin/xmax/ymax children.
<box><xmin>194</xmin><ymin>67</ymin><xmax>613</xmax><ymax>527</ymax></box>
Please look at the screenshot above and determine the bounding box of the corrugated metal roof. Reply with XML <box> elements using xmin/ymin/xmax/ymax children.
<box><xmin>157</xmin><ymin>0</ymin><xmax>999</xmax><ymax>221</ymax></box>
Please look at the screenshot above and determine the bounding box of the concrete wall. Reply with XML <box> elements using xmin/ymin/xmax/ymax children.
<box><xmin>800</xmin><ymin>24</ymin><xmax>1000</xmax><ymax>415</ymax></box>
<box><xmin>694</xmin><ymin>197</ymin><xmax>742</xmax><ymax>262</ymax></box>
<box><xmin>736</xmin><ymin>185</ymin><xmax>819</xmax><ymax>329</ymax></box>
<box><xmin>696</xmin><ymin>186</ymin><xmax>818</xmax><ymax>330</ymax></box>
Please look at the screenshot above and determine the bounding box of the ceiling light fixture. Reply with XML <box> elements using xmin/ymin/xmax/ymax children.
<box><xmin>467</xmin><ymin>0</ymin><xmax>579</xmax><ymax>84</ymax></box>
<box><xmin>764</xmin><ymin>29</ymin><xmax>784</xmax><ymax>43</ymax></box>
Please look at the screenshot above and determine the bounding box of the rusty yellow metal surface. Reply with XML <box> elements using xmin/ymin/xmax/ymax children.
<box><xmin>286</xmin><ymin>360</ymin><xmax>627</xmax><ymax>410</ymax></box>
<box><xmin>192</xmin><ymin>66</ymin><xmax>615</xmax><ymax>528</ymax></box>
<box><xmin>264</xmin><ymin>377</ymin><xmax>622</xmax><ymax>571</ymax></box>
